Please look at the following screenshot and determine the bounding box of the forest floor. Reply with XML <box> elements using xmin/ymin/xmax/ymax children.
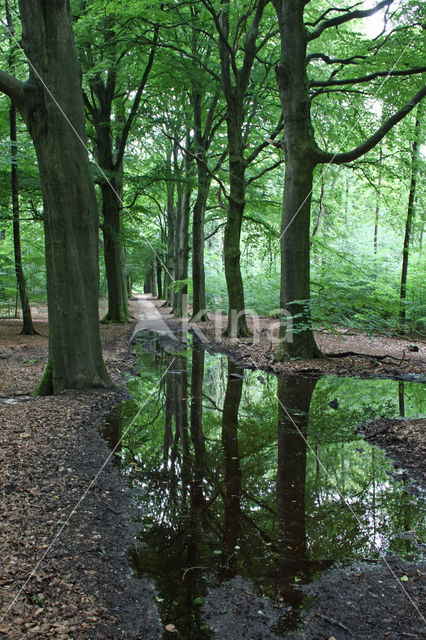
<box><xmin>0</xmin><ymin>295</ymin><xmax>425</xmax><ymax>639</ymax></box>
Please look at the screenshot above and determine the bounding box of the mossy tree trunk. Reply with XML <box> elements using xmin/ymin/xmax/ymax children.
<box><xmin>0</xmin><ymin>0</ymin><xmax>111</xmax><ymax>394</ymax></box>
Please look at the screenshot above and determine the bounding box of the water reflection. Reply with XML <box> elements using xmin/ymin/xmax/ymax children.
<box><xmin>102</xmin><ymin>331</ymin><xmax>425</xmax><ymax>639</ymax></box>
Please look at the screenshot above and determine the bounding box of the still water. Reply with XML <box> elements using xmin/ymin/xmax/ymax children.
<box><xmin>102</xmin><ymin>330</ymin><xmax>425</xmax><ymax>638</ymax></box>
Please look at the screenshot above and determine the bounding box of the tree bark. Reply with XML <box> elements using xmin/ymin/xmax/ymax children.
<box><xmin>173</xmin><ymin>136</ymin><xmax>192</xmax><ymax>318</ymax></box>
<box><xmin>100</xmin><ymin>177</ymin><xmax>128</xmax><ymax>323</ymax></box>
<box><xmin>13</xmin><ymin>0</ymin><xmax>110</xmax><ymax>393</ymax></box>
<box><xmin>399</xmin><ymin>107</ymin><xmax>421</xmax><ymax>330</ymax></box>
<box><xmin>273</xmin><ymin>0</ymin><xmax>321</xmax><ymax>359</ymax></box>
<box><xmin>165</xmin><ymin>146</ymin><xmax>175</xmax><ymax>307</ymax></box>
<box><xmin>223</xmin><ymin>92</ymin><xmax>250</xmax><ymax>337</ymax></box>
<box><xmin>191</xmin><ymin>90</ymin><xmax>211</xmax><ymax>321</ymax></box>
<box><xmin>221</xmin><ymin>361</ymin><xmax>244</xmax><ymax>577</ymax></box>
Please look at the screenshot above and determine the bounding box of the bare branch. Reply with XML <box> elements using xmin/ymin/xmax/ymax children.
<box><xmin>0</xmin><ymin>69</ymin><xmax>24</xmax><ymax>108</ymax></box>
<box><xmin>306</xmin><ymin>53</ymin><xmax>367</xmax><ymax>66</ymax></box>
<box><xmin>245</xmin><ymin>115</ymin><xmax>284</xmax><ymax>165</ymax></box>
<box><xmin>311</xmin><ymin>66</ymin><xmax>426</xmax><ymax>88</ymax></box>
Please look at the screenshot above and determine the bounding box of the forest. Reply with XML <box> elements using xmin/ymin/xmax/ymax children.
<box><xmin>0</xmin><ymin>0</ymin><xmax>425</xmax><ymax>639</ymax></box>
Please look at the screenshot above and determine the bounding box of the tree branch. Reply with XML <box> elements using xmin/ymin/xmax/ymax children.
<box><xmin>0</xmin><ymin>69</ymin><xmax>24</xmax><ymax>108</ymax></box>
<box><xmin>114</xmin><ymin>25</ymin><xmax>159</xmax><ymax>170</ymax></box>
<box><xmin>308</xmin><ymin>0</ymin><xmax>394</xmax><ymax>41</ymax></box>
<box><xmin>246</xmin><ymin>159</ymin><xmax>282</xmax><ymax>185</ymax></box>
<box><xmin>245</xmin><ymin>115</ymin><xmax>284</xmax><ymax>165</ymax></box>
<box><xmin>317</xmin><ymin>84</ymin><xmax>426</xmax><ymax>165</ymax></box>
<box><xmin>306</xmin><ymin>53</ymin><xmax>367</xmax><ymax>66</ymax></box>
<box><xmin>311</xmin><ymin>66</ymin><xmax>426</xmax><ymax>88</ymax></box>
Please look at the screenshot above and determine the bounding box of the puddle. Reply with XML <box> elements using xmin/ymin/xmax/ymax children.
<box><xmin>101</xmin><ymin>331</ymin><xmax>425</xmax><ymax>639</ymax></box>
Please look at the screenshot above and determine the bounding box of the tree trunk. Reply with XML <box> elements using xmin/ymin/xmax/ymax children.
<box><xmin>191</xmin><ymin>166</ymin><xmax>209</xmax><ymax>321</ymax></box>
<box><xmin>10</xmin><ymin>103</ymin><xmax>36</xmax><ymax>335</ymax></box>
<box><xmin>221</xmin><ymin>361</ymin><xmax>244</xmax><ymax>577</ymax></box>
<box><xmin>165</xmin><ymin>147</ymin><xmax>175</xmax><ymax>307</ymax></box>
<box><xmin>17</xmin><ymin>0</ymin><xmax>110</xmax><ymax>394</ymax></box>
<box><xmin>399</xmin><ymin>108</ymin><xmax>421</xmax><ymax>330</ymax></box>
<box><xmin>277</xmin><ymin>375</ymin><xmax>317</xmax><ymax>562</ymax></box>
<box><xmin>6</xmin><ymin>0</ymin><xmax>36</xmax><ymax>336</ymax></box>
<box><xmin>173</xmin><ymin>139</ymin><xmax>192</xmax><ymax>318</ymax></box>
<box><xmin>100</xmin><ymin>178</ymin><xmax>129</xmax><ymax>323</ymax></box>
<box><xmin>223</xmin><ymin>93</ymin><xmax>250</xmax><ymax>337</ymax></box>
<box><xmin>156</xmin><ymin>255</ymin><xmax>163</xmax><ymax>299</ymax></box>
<box><xmin>274</xmin><ymin>0</ymin><xmax>321</xmax><ymax>359</ymax></box>
<box><xmin>191</xmin><ymin>90</ymin><xmax>211</xmax><ymax>322</ymax></box>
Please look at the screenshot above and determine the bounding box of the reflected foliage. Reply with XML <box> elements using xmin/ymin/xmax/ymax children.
<box><xmin>102</xmin><ymin>331</ymin><xmax>425</xmax><ymax>638</ymax></box>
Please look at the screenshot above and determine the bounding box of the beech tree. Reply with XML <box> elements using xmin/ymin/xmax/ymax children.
<box><xmin>201</xmin><ymin>0</ymin><xmax>282</xmax><ymax>337</ymax></box>
<box><xmin>76</xmin><ymin>4</ymin><xmax>158</xmax><ymax>323</ymax></box>
<box><xmin>272</xmin><ymin>0</ymin><xmax>426</xmax><ymax>359</ymax></box>
<box><xmin>0</xmin><ymin>0</ymin><xmax>110</xmax><ymax>393</ymax></box>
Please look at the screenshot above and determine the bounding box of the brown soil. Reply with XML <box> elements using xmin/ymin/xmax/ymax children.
<box><xmin>0</xmin><ymin>309</ymin><xmax>161</xmax><ymax>639</ymax></box>
<box><xmin>0</xmin><ymin>297</ymin><xmax>425</xmax><ymax>639</ymax></box>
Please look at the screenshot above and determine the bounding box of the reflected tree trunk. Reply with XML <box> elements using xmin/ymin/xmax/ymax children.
<box><xmin>276</xmin><ymin>375</ymin><xmax>317</xmax><ymax>616</ymax></box>
<box><xmin>398</xmin><ymin>380</ymin><xmax>405</xmax><ymax>417</ymax></box>
<box><xmin>190</xmin><ymin>339</ymin><xmax>207</xmax><ymax>485</ymax></box>
<box><xmin>221</xmin><ymin>361</ymin><xmax>244</xmax><ymax>577</ymax></box>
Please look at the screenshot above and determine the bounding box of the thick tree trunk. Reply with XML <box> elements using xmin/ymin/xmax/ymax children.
<box><xmin>101</xmin><ymin>179</ymin><xmax>128</xmax><ymax>323</ymax></box>
<box><xmin>274</xmin><ymin>0</ymin><xmax>321</xmax><ymax>359</ymax></box>
<box><xmin>18</xmin><ymin>0</ymin><xmax>110</xmax><ymax>394</ymax></box>
<box><xmin>399</xmin><ymin>108</ymin><xmax>421</xmax><ymax>330</ymax></box>
<box><xmin>277</xmin><ymin>375</ymin><xmax>317</xmax><ymax>601</ymax></box>
<box><xmin>223</xmin><ymin>95</ymin><xmax>250</xmax><ymax>337</ymax></box>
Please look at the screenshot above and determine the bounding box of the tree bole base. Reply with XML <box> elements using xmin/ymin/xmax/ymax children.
<box><xmin>101</xmin><ymin>310</ymin><xmax>129</xmax><ymax>324</ymax></box>
<box><xmin>33</xmin><ymin>361</ymin><xmax>114</xmax><ymax>396</ymax></box>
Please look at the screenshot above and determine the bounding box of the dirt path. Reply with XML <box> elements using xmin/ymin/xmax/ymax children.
<box><xmin>0</xmin><ymin>314</ymin><xmax>161</xmax><ymax>640</ymax></box>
